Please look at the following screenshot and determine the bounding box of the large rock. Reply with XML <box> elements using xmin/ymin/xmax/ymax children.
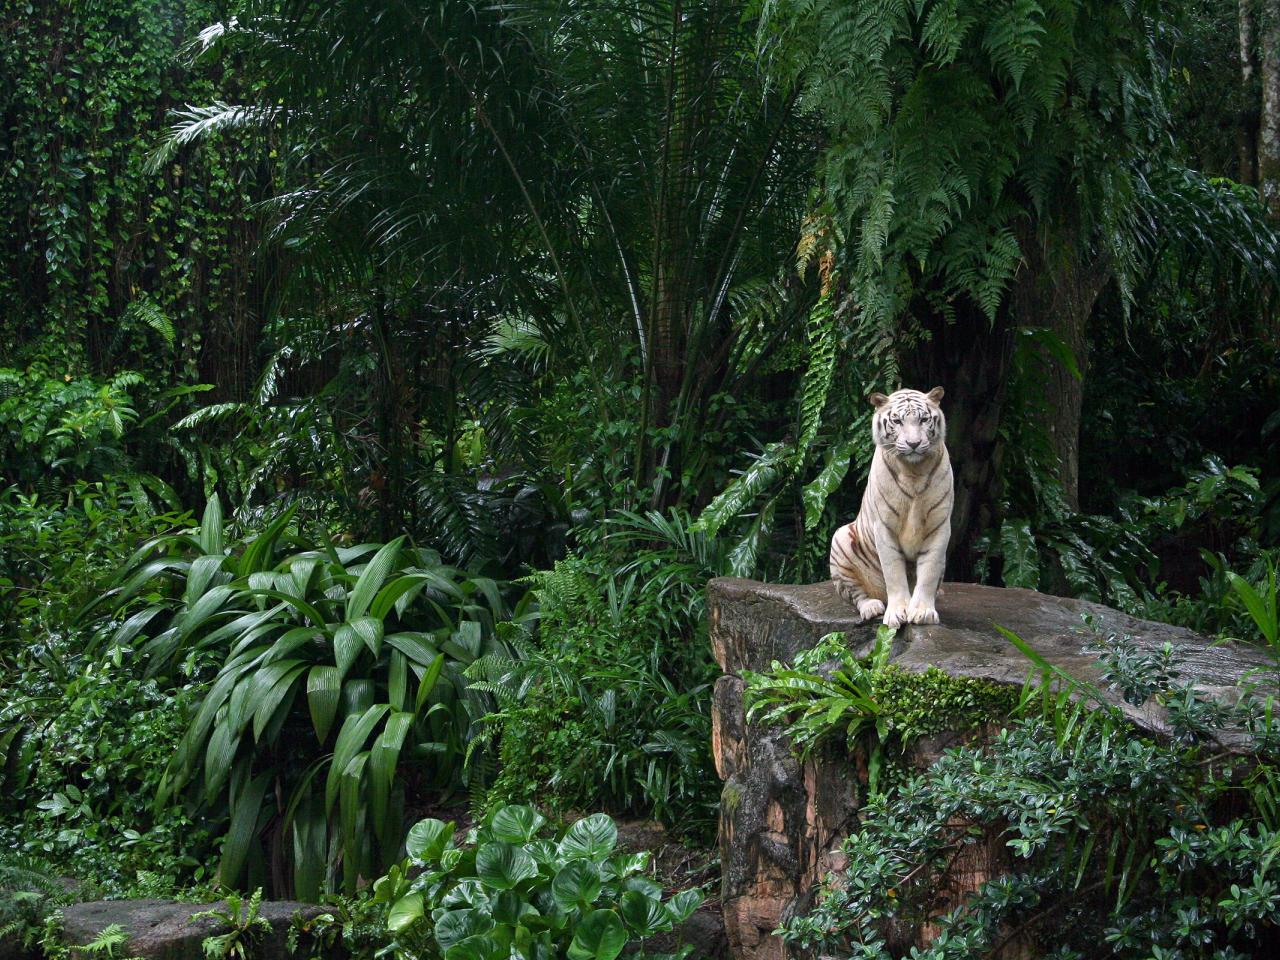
<box><xmin>60</xmin><ymin>899</ymin><xmax>329</xmax><ymax>960</ymax></box>
<box><xmin>709</xmin><ymin>578</ymin><xmax>1273</xmax><ymax>960</ymax></box>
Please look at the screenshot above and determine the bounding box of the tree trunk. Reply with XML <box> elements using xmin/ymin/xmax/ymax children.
<box><xmin>1011</xmin><ymin>229</ymin><xmax>1110</xmax><ymax>510</ymax></box>
<box><xmin>1261</xmin><ymin>0</ymin><xmax>1280</xmax><ymax>218</ymax></box>
<box><xmin>904</xmin><ymin>302</ymin><xmax>1015</xmax><ymax>583</ymax></box>
<box><xmin>1240</xmin><ymin>0</ymin><xmax>1260</xmax><ymax>186</ymax></box>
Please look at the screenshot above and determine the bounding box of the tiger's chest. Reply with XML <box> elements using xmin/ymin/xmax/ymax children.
<box><xmin>871</xmin><ymin>456</ymin><xmax>950</xmax><ymax>559</ymax></box>
<box><xmin>896</xmin><ymin>496</ymin><xmax>937</xmax><ymax>559</ymax></box>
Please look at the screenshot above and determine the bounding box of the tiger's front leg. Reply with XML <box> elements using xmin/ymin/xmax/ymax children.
<box><xmin>876</xmin><ymin>532</ymin><xmax>912</xmax><ymax>628</ymax></box>
<box><xmin>906</xmin><ymin>531</ymin><xmax>949</xmax><ymax>625</ymax></box>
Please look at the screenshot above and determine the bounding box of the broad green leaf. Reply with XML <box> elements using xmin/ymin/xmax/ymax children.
<box><xmin>369</xmin><ymin>711</ymin><xmax>414</xmax><ymax>847</ymax></box>
<box><xmin>567</xmin><ymin>909</ymin><xmax>626</xmax><ymax>960</ymax></box>
<box><xmin>620</xmin><ymin>890</ymin><xmax>671</xmax><ymax>936</ymax></box>
<box><xmin>261</xmin><ymin>626</ymin><xmax>322</xmax><ymax>664</ymax></box>
<box><xmin>386</xmin><ymin>631</ymin><xmax>443</xmax><ymax>667</ymax></box>
<box><xmin>663</xmin><ymin>888</ymin><xmax>704</xmax><ymax>924</ymax></box>
<box><xmin>347</xmin><ymin>537</ymin><xmax>404</xmax><ymax>620</ymax></box>
<box><xmin>252</xmin><ymin>663</ymin><xmax>306</xmax><ymax>741</ymax></box>
<box><xmin>110</xmin><ymin>606</ymin><xmax>164</xmax><ymax>647</ymax></box>
<box><xmin>326</xmin><ymin>704</ymin><xmax>389</xmax><ymax>813</ymax></box>
<box><xmin>475</xmin><ymin>841</ymin><xmax>538</xmax><ymax>891</ymax></box>
<box><xmin>414</xmin><ymin>653</ymin><xmax>446</xmax><ymax>714</ymax></box>
<box><xmin>434</xmin><ymin>909</ymin><xmax>492</xmax><ymax>950</ymax></box>
<box><xmin>334</xmin><ymin>622</ymin><xmax>365</xmax><ymax>679</ymax></box>
<box><xmin>184</xmin><ymin>554</ymin><xmax>228</xmax><ymax>605</ymax></box>
<box><xmin>290</xmin><ymin>789</ymin><xmax>326</xmax><ymax>903</ymax></box>
<box><xmin>489</xmin><ymin>805</ymin><xmax>546</xmax><ymax>844</ymax></box>
<box><xmin>552</xmin><ymin>860</ymin><xmax>602</xmax><ymax>911</ymax></box>
<box><xmin>175</xmin><ymin>584</ymin><xmax>237</xmax><ymax>638</ymax></box>
<box><xmin>340</xmin><ymin>752</ymin><xmax>370</xmax><ymax>895</ymax></box>
<box><xmin>199</xmin><ymin>495</ymin><xmax>224</xmax><ymax>555</ymax></box>
<box><xmin>237</xmin><ymin>502</ymin><xmax>298</xmax><ymax>576</ymax></box>
<box><xmin>348</xmin><ymin>615</ymin><xmax>385</xmax><ymax>655</ymax></box>
<box><xmin>558</xmin><ymin>813</ymin><xmax>617</xmax><ymax>861</ymax></box>
<box><xmin>999</xmin><ymin>518</ymin><xmax>1040</xmax><ymax>590</ymax></box>
<box><xmin>244</xmin><ymin>588</ymin><xmax>327</xmax><ymax>628</ymax></box>
<box><xmin>406</xmin><ymin>818</ymin><xmax>455</xmax><ymax>862</ymax></box>
<box><xmin>1228</xmin><ymin>572</ymin><xmax>1279</xmax><ymax>646</ymax></box>
<box><xmin>387</xmin><ymin>892</ymin><xmax>423</xmax><ymax>933</ymax></box>
<box><xmin>306</xmin><ymin>665</ymin><xmax>341</xmax><ymax>742</ymax></box>
<box><xmin>219</xmin><ymin>770</ymin><xmax>268</xmax><ymax>887</ymax></box>
<box><xmin>388</xmin><ymin>649</ymin><xmax>408</xmax><ymax>711</ymax></box>
<box><xmin>801</xmin><ymin>438</ymin><xmax>855</xmax><ymax>531</ymax></box>
<box><xmin>443</xmin><ymin>935</ymin><xmax>501</xmax><ymax>960</ymax></box>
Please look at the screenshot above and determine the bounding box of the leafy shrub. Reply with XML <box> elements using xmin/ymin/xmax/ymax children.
<box><xmin>0</xmin><ymin>368</ymin><xmax>144</xmax><ymax>488</ymax></box>
<box><xmin>0</xmin><ymin>857</ymin><xmax>71</xmax><ymax>954</ymax></box>
<box><xmin>781</xmin><ymin>624</ymin><xmax>1280</xmax><ymax>958</ymax></box>
<box><xmin>374</xmin><ymin>806</ymin><xmax>704</xmax><ymax>960</ymax></box>
<box><xmin>470</xmin><ymin>524</ymin><xmax>719</xmax><ymax>841</ymax></box>
<box><xmin>0</xmin><ymin>647</ymin><xmax>213</xmax><ymax>892</ymax></box>
<box><xmin>982</xmin><ymin>458</ymin><xmax>1271</xmax><ymax>619</ymax></box>
<box><xmin>86</xmin><ymin>497</ymin><xmax>517</xmax><ymax>898</ymax></box>
<box><xmin>0</xmin><ymin>479</ymin><xmax>188</xmax><ymax>634</ymax></box>
<box><xmin>0</xmin><ymin>482</ymin><xmax>207</xmax><ymax>894</ymax></box>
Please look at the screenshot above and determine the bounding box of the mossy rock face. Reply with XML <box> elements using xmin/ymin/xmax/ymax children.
<box><xmin>708</xmin><ymin>578</ymin><xmax>1272</xmax><ymax>960</ymax></box>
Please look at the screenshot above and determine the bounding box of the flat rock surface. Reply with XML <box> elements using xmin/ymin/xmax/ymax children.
<box><xmin>709</xmin><ymin>578</ymin><xmax>1274</xmax><ymax>742</ymax></box>
<box><xmin>61</xmin><ymin>899</ymin><xmax>326</xmax><ymax>960</ymax></box>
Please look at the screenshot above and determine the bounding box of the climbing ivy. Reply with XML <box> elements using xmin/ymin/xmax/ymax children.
<box><xmin>0</xmin><ymin>0</ymin><xmax>269</xmax><ymax>400</ymax></box>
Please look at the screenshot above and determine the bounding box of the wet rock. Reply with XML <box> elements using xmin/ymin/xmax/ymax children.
<box><xmin>60</xmin><ymin>899</ymin><xmax>329</xmax><ymax>960</ymax></box>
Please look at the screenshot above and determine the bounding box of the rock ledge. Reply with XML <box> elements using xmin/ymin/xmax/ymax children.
<box><xmin>60</xmin><ymin>899</ymin><xmax>328</xmax><ymax>960</ymax></box>
<box><xmin>709</xmin><ymin>578</ymin><xmax>1273</xmax><ymax>960</ymax></box>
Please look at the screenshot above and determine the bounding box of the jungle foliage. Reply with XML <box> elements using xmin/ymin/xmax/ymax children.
<box><xmin>1</xmin><ymin>0</ymin><xmax>1279</xmax><ymax>956</ymax></box>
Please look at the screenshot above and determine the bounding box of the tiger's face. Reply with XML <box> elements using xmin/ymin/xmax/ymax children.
<box><xmin>869</xmin><ymin>387</ymin><xmax>946</xmax><ymax>463</ymax></box>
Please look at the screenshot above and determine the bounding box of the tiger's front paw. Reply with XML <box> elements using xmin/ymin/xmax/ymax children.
<box><xmin>882</xmin><ymin>601</ymin><xmax>909</xmax><ymax>628</ymax></box>
<box><xmin>906</xmin><ymin>600</ymin><xmax>940</xmax><ymax>625</ymax></box>
<box><xmin>857</xmin><ymin>598</ymin><xmax>885</xmax><ymax>622</ymax></box>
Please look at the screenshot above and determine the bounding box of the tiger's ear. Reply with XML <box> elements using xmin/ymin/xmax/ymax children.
<box><xmin>925</xmin><ymin>386</ymin><xmax>945</xmax><ymax>404</ymax></box>
<box><xmin>869</xmin><ymin>392</ymin><xmax>889</xmax><ymax>409</ymax></box>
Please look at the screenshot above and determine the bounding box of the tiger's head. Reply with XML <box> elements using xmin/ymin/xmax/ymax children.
<box><xmin>869</xmin><ymin>387</ymin><xmax>946</xmax><ymax>464</ymax></box>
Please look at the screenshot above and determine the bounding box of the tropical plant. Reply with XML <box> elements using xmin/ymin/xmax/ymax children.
<box><xmin>0</xmin><ymin>0</ymin><xmax>270</xmax><ymax>399</ymax></box>
<box><xmin>1227</xmin><ymin>561</ymin><xmax>1280</xmax><ymax>657</ymax></box>
<box><xmin>467</xmin><ymin>522</ymin><xmax>721</xmax><ymax>839</ymax></box>
<box><xmin>744</xmin><ymin>627</ymin><xmax>1020</xmax><ymax>795</ymax></box>
<box><xmin>194</xmin><ymin>889</ymin><xmax>271</xmax><ymax>960</ymax></box>
<box><xmin>76</xmin><ymin>924</ymin><xmax>131</xmax><ymax>960</ymax></box>
<box><xmin>152</xmin><ymin>0</ymin><xmax>820</xmax><ymax>516</ymax></box>
<box><xmin>744</xmin><ymin>629</ymin><xmax>890</xmax><ymax>759</ymax></box>
<box><xmin>0</xmin><ymin>856</ymin><xmax>67</xmax><ymax>954</ymax></box>
<box><xmin>374</xmin><ymin>807</ymin><xmax>704</xmax><ymax>960</ymax></box>
<box><xmin>83</xmin><ymin>498</ymin><xmax>516</xmax><ymax>898</ymax></box>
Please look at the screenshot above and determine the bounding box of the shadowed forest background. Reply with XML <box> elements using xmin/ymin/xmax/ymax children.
<box><xmin>2</xmin><ymin>0</ymin><xmax>1280</xmax><ymax>957</ymax></box>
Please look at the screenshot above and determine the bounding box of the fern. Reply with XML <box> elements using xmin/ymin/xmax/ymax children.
<box><xmin>693</xmin><ymin>441</ymin><xmax>790</xmax><ymax>539</ymax></box>
<box><xmin>80</xmin><ymin>924</ymin><xmax>130</xmax><ymax>959</ymax></box>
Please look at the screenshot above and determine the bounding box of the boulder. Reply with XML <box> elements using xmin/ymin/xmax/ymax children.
<box><xmin>708</xmin><ymin>578</ymin><xmax>1274</xmax><ymax>960</ymax></box>
<box><xmin>60</xmin><ymin>899</ymin><xmax>329</xmax><ymax>960</ymax></box>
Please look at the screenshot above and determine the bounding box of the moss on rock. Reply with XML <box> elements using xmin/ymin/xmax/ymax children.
<box><xmin>872</xmin><ymin>664</ymin><xmax>1020</xmax><ymax>743</ymax></box>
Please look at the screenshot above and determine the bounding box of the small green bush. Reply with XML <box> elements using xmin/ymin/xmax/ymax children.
<box><xmin>374</xmin><ymin>806</ymin><xmax>703</xmax><ymax>960</ymax></box>
<box><xmin>471</xmin><ymin>540</ymin><xmax>718</xmax><ymax>841</ymax></box>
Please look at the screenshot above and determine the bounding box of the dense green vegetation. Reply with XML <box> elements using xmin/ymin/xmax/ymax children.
<box><xmin>2</xmin><ymin>0</ymin><xmax>1279</xmax><ymax>957</ymax></box>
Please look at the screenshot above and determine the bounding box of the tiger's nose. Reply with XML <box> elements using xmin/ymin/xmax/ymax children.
<box><xmin>907</xmin><ymin>439</ymin><xmax>922</xmax><ymax>450</ymax></box>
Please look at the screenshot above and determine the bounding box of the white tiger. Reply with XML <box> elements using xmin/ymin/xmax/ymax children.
<box><xmin>829</xmin><ymin>387</ymin><xmax>953</xmax><ymax>627</ymax></box>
